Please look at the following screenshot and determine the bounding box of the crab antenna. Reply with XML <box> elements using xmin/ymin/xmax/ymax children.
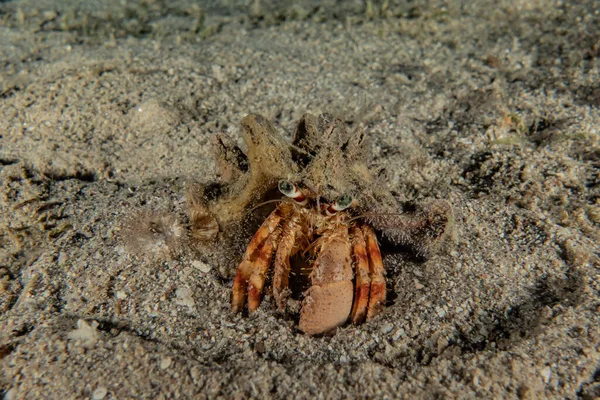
<box><xmin>315</xmin><ymin>184</ymin><xmax>321</xmax><ymax>215</ymax></box>
<box><xmin>347</xmin><ymin>212</ymin><xmax>406</xmax><ymax>224</ymax></box>
<box><xmin>302</xmin><ymin>237</ymin><xmax>322</xmax><ymax>257</ymax></box>
<box><xmin>248</xmin><ymin>199</ymin><xmax>283</xmax><ymax>213</ymax></box>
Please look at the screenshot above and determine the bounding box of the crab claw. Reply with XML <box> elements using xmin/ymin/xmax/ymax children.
<box><xmin>298</xmin><ymin>227</ymin><xmax>353</xmax><ymax>335</ymax></box>
<box><xmin>298</xmin><ymin>281</ymin><xmax>354</xmax><ymax>335</ymax></box>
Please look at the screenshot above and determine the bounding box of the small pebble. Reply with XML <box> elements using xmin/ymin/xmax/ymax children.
<box><xmin>192</xmin><ymin>260</ymin><xmax>212</xmax><ymax>273</ymax></box>
<box><xmin>540</xmin><ymin>367</ymin><xmax>552</xmax><ymax>384</ymax></box>
<box><xmin>255</xmin><ymin>341</ymin><xmax>265</xmax><ymax>354</ymax></box>
<box><xmin>190</xmin><ymin>366</ymin><xmax>201</xmax><ymax>382</ymax></box>
<box><xmin>92</xmin><ymin>387</ymin><xmax>108</xmax><ymax>400</ymax></box>
<box><xmin>67</xmin><ymin>320</ymin><xmax>99</xmax><ymax>347</ymax></box>
<box><xmin>160</xmin><ymin>356</ymin><xmax>172</xmax><ymax>370</ymax></box>
<box><xmin>175</xmin><ymin>287</ymin><xmax>195</xmax><ymax>308</ymax></box>
<box><xmin>211</xmin><ymin>64</ymin><xmax>226</xmax><ymax>83</ymax></box>
<box><xmin>381</xmin><ymin>323</ymin><xmax>394</xmax><ymax>334</ymax></box>
<box><xmin>57</xmin><ymin>252</ymin><xmax>68</xmax><ymax>266</ymax></box>
<box><xmin>392</xmin><ymin>328</ymin><xmax>405</xmax><ymax>341</ymax></box>
<box><xmin>4</xmin><ymin>388</ymin><xmax>16</xmax><ymax>400</ymax></box>
<box><xmin>436</xmin><ymin>307</ymin><xmax>447</xmax><ymax>318</ymax></box>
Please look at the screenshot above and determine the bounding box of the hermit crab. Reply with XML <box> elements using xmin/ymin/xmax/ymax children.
<box><xmin>187</xmin><ymin>113</ymin><xmax>453</xmax><ymax>335</ymax></box>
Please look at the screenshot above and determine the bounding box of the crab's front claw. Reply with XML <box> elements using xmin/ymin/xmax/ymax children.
<box><xmin>298</xmin><ymin>281</ymin><xmax>354</xmax><ymax>335</ymax></box>
<box><xmin>298</xmin><ymin>227</ymin><xmax>354</xmax><ymax>335</ymax></box>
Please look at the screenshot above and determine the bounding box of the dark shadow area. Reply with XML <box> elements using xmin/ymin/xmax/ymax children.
<box><xmin>578</xmin><ymin>367</ymin><xmax>600</xmax><ymax>400</ymax></box>
<box><xmin>0</xmin><ymin>158</ymin><xmax>18</xmax><ymax>166</ymax></box>
<box><xmin>45</xmin><ymin>170</ymin><xmax>97</xmax><ymax>183</ymax></box>
<box><xmin>451</xmin><ymin>269</ymin><xmax>584</xmax><ymax>355</ymax></box>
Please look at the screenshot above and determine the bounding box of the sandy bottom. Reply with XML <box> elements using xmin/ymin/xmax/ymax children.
<box><xmin>1</xmin><ymin>0</ymin><xmax>599</xmax><ymax>398</ymax></box>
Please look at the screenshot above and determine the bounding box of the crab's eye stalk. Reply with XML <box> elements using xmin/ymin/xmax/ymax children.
<box><xmin>278</xmin><ymin>180</ymin><xmax>307</xmax><ymax>205</ymax></box>
<box><xmin>326</xmin><ymin>194</ymin><xmax>354</xmax><ymax>215</ymax></box>
<box><xmin>335</xmin><ymin>194</ymin><xmax>353</xmax><ymax>210</ymax></box>
<box><xmin>278</xmin><ymin>180</ymin><xmax>294</xmax><ymax>196</ymax></box>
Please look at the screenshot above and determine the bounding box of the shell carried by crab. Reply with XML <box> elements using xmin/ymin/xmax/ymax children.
<box><xmin>188</xmin><ymin>113</ymin><xmax>454</xmax><ymax>335</ymax></box>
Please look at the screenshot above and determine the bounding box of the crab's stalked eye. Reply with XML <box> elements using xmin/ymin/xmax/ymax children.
<box><xmin>326</xmin><ymin>194</ymin><xmax>354</xmax><ymax>215</ymax></box>
<box><xmin>278</xmin><ymin>180</ymin><xmax>294</xmax><ymax>196</ymax></box>
<box><xmin>332</xmin><ymin>194</ymin><xmax>353</xmax><ymax>212</ymax></box>
<box><xmin>336</xmin><ymin>194</ymin><xmax>353</xmax><ymax>209</ymax></box>
<box><xmin>278</xmin><ymin>180</ymin><xmax>307</xmax><ymax>205</ymax></box>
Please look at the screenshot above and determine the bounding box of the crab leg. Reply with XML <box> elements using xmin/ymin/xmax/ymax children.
<box><xmin>246</xmin><ymin>229</ymin><xmax>283</xmax><ymax>312</ymax></box>
<box><xmin>349</xmin><ymin>225</ymin><xmax>371</xmax><ymax>324</ymax></box>
<box><xmin>273</xmin><ymin>215</ymin><xmax>304</xmax><ymax>310</ymax></box>
<box><xmin>232</xmin><ymin>205</ymin><xmax>286</xmax><ymax>313</ymax></box>
<box><xmin>299</xmin><ymin>225</ymin><xmax>354</xmax><ymax>335</ymax></box>
<box><xmin>363</xmin><ymin>225</ymin><xmax>386</xmax><ymax>320</ymax></box>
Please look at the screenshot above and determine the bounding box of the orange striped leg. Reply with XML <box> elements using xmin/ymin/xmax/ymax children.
<box><xmin>273</xmin><ymin>216</ymin><xmax>303</xmax><ymax>310</ymax></box>
<box><xmin>232</xmin><ymin>206</ymin><xmax>284</xmax><ymax>313</ymax></box>
<box><xmin>349</xmin><ymin>226</ymin><xmax>371</xmax><ymax>324</ymax></box>
<box><xmin>363</xmin><ymin>226</ymin><xmax>386</xmax><ymax>320</ymax></box>
<box><xmin>246</xmin><ymin>229</ymin><xmax>283</xmax><ymax>312</ymax></box>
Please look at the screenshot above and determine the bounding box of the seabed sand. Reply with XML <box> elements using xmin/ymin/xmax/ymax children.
<box><xmin>1</xmin><ymin>1</ymin><xmax>599</xmax><ymax>398</ymax></box>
